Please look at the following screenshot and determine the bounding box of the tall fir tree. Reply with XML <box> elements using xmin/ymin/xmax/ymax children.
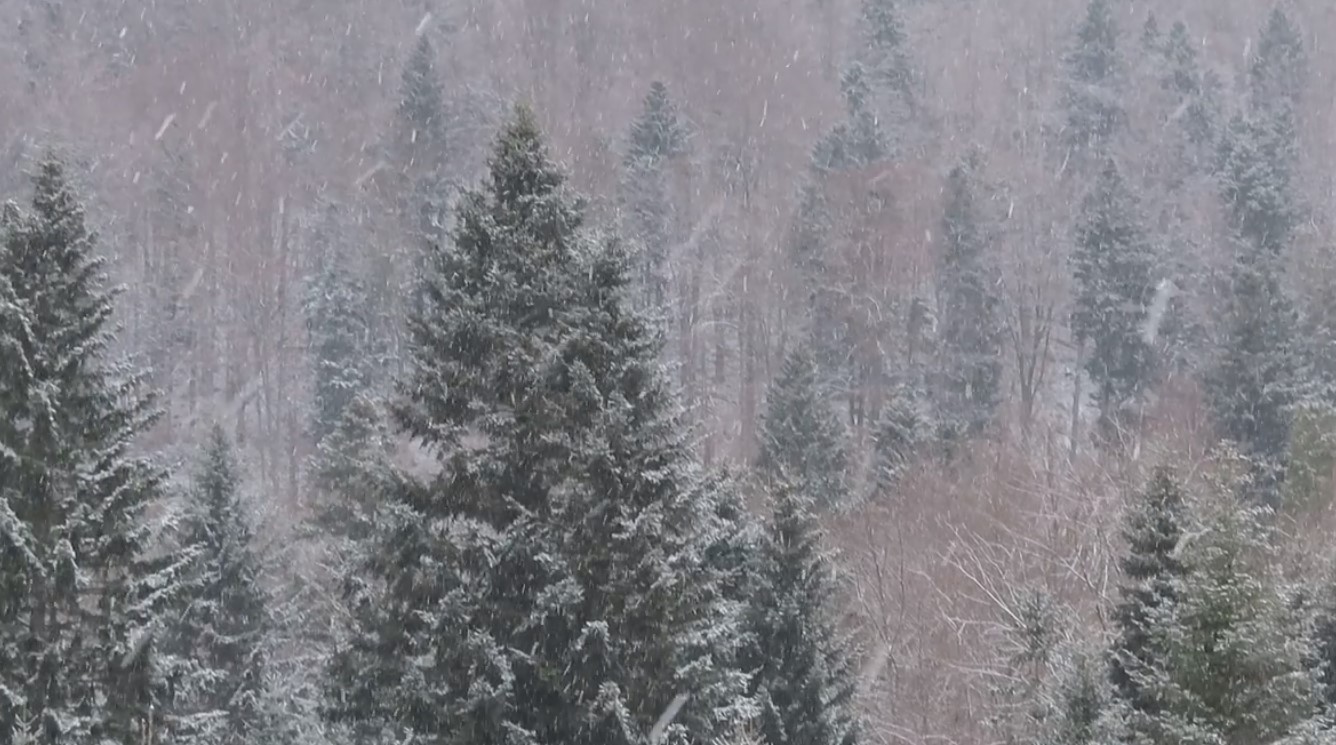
<box><xmin>0</xmin><ymin>156</ymin><xmax>185</xmax><ymax>745</ymax></box>
<box><xmin>1122</xmin><ymin>477</ymin><xmax>1319</xmax><ymax>744</ymax></box>
<box><xmin>1070</xmin><ymin>159</ymin><xmax>1156</xmax><ymax>430</ymax></box>
<box><xmin>812</xmin><ymin>64</ymin><xmax>888</xmax><ymax>173</ymax></box>
<box><xmin>1204</xmin><ymin>245</ymin><xmax>1301</xmax><ymax>503</ymax></box>
<box><xmin>1217</xmin><ymin>112</ymin><xmax>1300</xmax><ymax>257</ymax></box>
<box><xmin>1208</xmin><ymin>10</ymin><xmax>1306</xmax><ymax>504</ymax></box>
<box><xmin>1041</xmin><ymin>649</ymin><xmax>1105</xmax><ymax>745</ymax></box>
<box><xmin>742</xmin><ymin>482</ymin><xmax>860</xmax><ymax>745</ymax></box>
<box><xmin>161</xmin><ymin>427</ymin><xmax>269</xmax><ymax>745</ymax></box>
<box><xmin>1249</xmin><ymin>7</ymin><xmax>1306</xmax><ymax>118</ymax></box>
<box><xmin>1160</xmin><ymin>21</ymin><xmax>1221</xmax><ymax>165</ymax></box>
<box><xmin>1063</xmin><ymin>0</ymin><xmax>1123</xmax><ymax>156</ymax></box>
<box><xmin>1107</xmin><ymin>467</ymin><xmax>1185</xmax><ymax>717</ymax></box>
<box><xmin>936</xmin><ymin>152</ymin><xmax>1003</xmax><ymax>434</ymax></box>
<box><xmin>870</xmin><ymin>389</ymin><xmax>922</xmax><ymax>499</ymax></box>
<box><xmin>853</xmin><ymin>0</ymin><xmax>915</xmax><ymax>144</ymax></box>
<box><xmin>304</xmin><ymin>204</ymin><xmax>383</xmax><ymax>443</ymax></box>
<box><xmin>758</xmin><ymin>344</ymin><xmax>849</xmax><ymax>510</ymax></box>
<box><xmin>387</xmin><ymin>33</ymin><xmax>452</xmax><ymax>341</ymax></box>
<box><xmin>325</xmin><ymin>105</ymin><xmax>753</xmax><ymax>745</ymax></box>
<box><xmin>622</xmin><ymin>81</ymin><xmax>689</xmax><ymax>310</ymax></box>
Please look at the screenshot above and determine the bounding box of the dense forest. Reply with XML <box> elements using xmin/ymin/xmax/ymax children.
<box><xmin>5</xmin><ymin>0</ymin><xmax>1336</xmax><ymax>743</ymax></box>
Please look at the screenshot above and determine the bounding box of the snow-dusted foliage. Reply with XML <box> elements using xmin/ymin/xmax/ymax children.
<box><xmin>1070</xmin><ymin>159</ymin><xmax>1157</xmax><ymax>431</ymax></box>
<box><xmin>160</xmin><ymin>427</ymin><xmax>269</xmax><ymax>745</ymax></box>
<box><xmin>622</xmin><ymin>81</ymin><xmax>690</xmax><ymax>310</ymax></box>
<box><xmin>1112</xmin><ymin>468</ymin><xmax>1320</xmax><ymax>744</ymax></box>
<box><xmin>742</xmin><ymin>482</ymin><xmax>860</xmax><ymax>745</ymax></box>
<box><xmin>324</xmin><ymin>105</ymin><xmax>755</xmax><ymax>745</ymax></box>
<box><xmin>303</xmin><ymin>205</ymin><xmax>384</xmax><ymax>444</ymax></box>
<box><xmin>936</xmin><ymin>151</ymin><xmax>1003</xmax><ymax>435</ymax></box>
<box><xmin>1063</xmin><ymin>0</ymin><xmax>1124</xmax><ymax>156</ymax></box>
<box><xmin>0</xmin><ymin>156</ymin><xmax>186</xmax><ymax>745</ymax></box>
<box><xmin>758</xmin><ymin>343</ymin><xmax>849</xmax><ymax>510</ymax></box>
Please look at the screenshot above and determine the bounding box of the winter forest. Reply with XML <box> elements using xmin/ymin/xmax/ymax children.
<box><xmin>9</xmin><ymin>0</ymin><xmax>1336</xmax><ymax>743</ymax></box>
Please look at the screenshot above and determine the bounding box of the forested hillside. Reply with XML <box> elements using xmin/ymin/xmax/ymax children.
<box><xmin>5</xmin><ymin>0</ymin><xmax>1336</xmax><ymax>743</ymax></box>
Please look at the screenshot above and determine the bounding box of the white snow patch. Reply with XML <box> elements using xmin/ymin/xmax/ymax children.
<box><xmin>1141</xmin><ymin>278</ymin><xmax>1178</xmax><ymax>345</ymax></box>
<box><xmin>154</xmin><ymin>113</ymin><xmax>176</xmax><ymax>141</ymax></box>
<box><xmin>649</xmin><ymin>693</ymin><xmax>689</xmax><ymax>744</ymax></box>
<box><xmin>197</xmin><ymin>101</ymin><xmax>217</xmax><ymax>129</ymax></box>
<box><xmin>355</xmin><ymin>161</ymin><xmax>386</xmax><ymax>188</ymax></box>
<box><xmin>415</xmin><ymin>13</ymin><xmax>432</xmax><ymax>36</ymax></box>
<box><xmin>179</xmin><ymin>267</ymin><xmax>205</xmax><ymax>303</ymax></box>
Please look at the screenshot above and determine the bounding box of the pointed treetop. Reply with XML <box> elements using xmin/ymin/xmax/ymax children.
<box><xmin>1071</xmin><ymin>0</ymin><xmax>1118</xmax><ymax>82</ymax></box>
<box><xmin>627</xmin><ymin>81</ymin><xmax>690</xmax><ymax>167</ymax></box>
<box><xmin>859</xmin><ymin>0</ymin><xmax>907</xmax><ymax>57</ymax></box>
<box><xmin>1250</xmin><ymin>6</ymin><xmax>1306</xmax><ymax>114</ymax></box>
<box><xmin>487</xmin><ymin>102</ymin><xmax>568</xmax><ymax>212</ymax></box>
<box><xmin>1141</xmin><ymin>12</ymin><xmax>1161</xmax><ymax>50</ymax></box>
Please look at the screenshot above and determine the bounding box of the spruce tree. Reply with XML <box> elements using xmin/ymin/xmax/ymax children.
<box><xmin>325</xmin><ymin>105</ymin><xmax>752</xmax><ymax>745</ymax></box>
<box><xmin>1160</xmin><ymin>21</ymin><xmax>1220</xmax><ymax>161</ymax></box>
<box><xmin>812</xmin><ymin>64</ymin><xmax>888</xmax><ymax>173</ymax></box>
<box><xmin>853</xmin><ymin>0</ymin><xmax>915</xmax><ymax>135</ymax></box>
<box><xmin>0</xmin><ymin>156</ymin><xmax>184</xmax><ymax>744</ymax></box>
<box><xmin>395</xmin><ymin>34</ymin><xmax>448</xmax><ymax>186</ymax></box>
<box><xmin>304</xmin><ymin>205</ymin><xmax>382</xmax><ymax>443</ymax></box>
<box><xmin>742</xmin><ymin>482</ymin><xmax>860</xmax><ymax>745</ymax></box>
<box><xmin>1314</xmin><ymin>565</ymin><xmax>1336</xmax><ymax>712</ymax></box>
<box><xmin>622</xmin><ymin>81</ymin><xmax>689</xmax><ymax>309</ymax></box>
<box><xmin>1108</xmin><ymin>467</ymin><xmax>1185</xmax><ymax>717</ymax></box>
<box><xmin>1040</xmin><ymin>648</ymin><xmax>1105</xmax><ymax>745</ymax></box>
<box><xmin>871</xmin><ymin>390</ymin><xmax>922</xmax><ymax>499</ymax></box>
<box><xmin>1126</xmin><ymin>480</ymin><xmax>1318</xmax><ymax>744</ymax></box>
<box><xmin>1217</xmin><ymin>111</ymin><xmax>1300</xmax><ymax>257</ymax></box>
<box><xmin>1063</xmin><ymin>0</ymin><xmax>1123</xmax><ymax>155</ymax></box>
<box><xmin>1070</xmin><ymin>159</ymin><xmax>1156</xmax><ymax>430</ymax></box>
<box><xmin>390</xmin><ymin>33</ymin><xmax>452</xmax><ymax>328</ymax></box>
<box><xmin>1208</xmin><ymin>11</ymin><xmax>1306</xmax><ymax>503</ymax></box>
<box><xmin>758</xmin><ymin>344</ymin><xmax>849</xmax><ymax>509</ymax></box>
<box><xmin>1249</xmin><ymin>7</ymin><xmax>1306</xmax><ymax>117</ymax></box>
<box><xmin>162</xmin><ymin>426</ymin><xmax>269</xmax><ymax>745</ymax></box>
<box><xmin>937</xmin><ymin>152</ymin><xmax>1003</xmax><ymax>434</ymax></box>
<box><xmin>1204</xmin><ymin>245</ymin><xmax>1300</xmax><ymax>503</ymax></box>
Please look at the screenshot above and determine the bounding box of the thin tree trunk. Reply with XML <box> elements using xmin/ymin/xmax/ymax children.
<box><xmin>1070</xmin><ymin>338</ymin><xmax>1085</xmax><ymax>460</ymax></box>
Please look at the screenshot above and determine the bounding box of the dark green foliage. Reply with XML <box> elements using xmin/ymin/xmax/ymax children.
<box><xmin>1041</xmin><ymin>650</ymin><xmax>1105</xmax><ymax>745</ymax></box>
<box><xmin>0</xmin><ymin>156</ymin><xmax>183</xmax><ymax>745</ymax></box>
<box><xmin>391</xmin><ymin>34</ymin><xmax>452</xmax><ymax>322</ymax></box>
<box><xmin>1070</xmin><ymin>159</ymin><xmax>1156</xmax><ymax>428</ymax></box>
<box><xmin>812</xmin><ymin>64</ymin><xmax>887</xmax><ymax>172</ymax></box>
<box><xmin>871</xmin><ymin>390</ymin><xmax>921</xmax><ymax>499</ymax></box>
<box><xmin>325</xmin><ymin>105</ymin><xmax>752</xmax><ymax>745</ymax></box>
<box><xmin>1108</xmin><ymin>467</ymin><xmax>1185</xmax><ymax>716</ymax></box>
<box><xmin>396</xmin><ymin>34</ymin><xmax>448</xmax><ymax>174</ymax></box>
<box><xmin>759</xmin><ymin>344</ymin><xmax>849</xmax><ymax>509</ymax></box>
<box><xmin>854</xmin><ymin>0</ymin><xmax>915</xmax><ymax>113</ymax></box>
<box><xmin>304</xmin><ymin>203</ymin><xmax>384</xmax><ymax>443</ymax></box>
<box><xmin>1160</xmin><ymin>21</ymin><xmax>1221</xmax><ymax>159</ymax></box>
<box><xmin>1315</xmin><ymin>568</ymin><xmax>1336</xmax><ymax>711</ymax></box>
<box><xmin>743</xmin><ymin>482</ymin><xmax>860</xmax><ymax>745</ymax></box>
<box><xmin>1205</xmin><ymin>246</ymin><xmax>1301</xmax><ymax>503</ymax></box>
<box><xmin>937</xmin><ymin>152</ymin><xmax>1003</xmax><ymax>434</ymax></box>
<box><xmin>1217</xmin><ymin>112</ymin><xmax>1300</xmax><ymax>257</ymax></box>
<box><xmin>626</xmin><ymin>81</ymin><xmax>690</xmax><ymax>168</ymax></box>
<box><xmin>1249</xmin><ymin>7</ymin><xmax>1306</xmax><ymax>116</ymax></box>
<box><xmin>1063</xmin><ymin>0</ymin><xmax>1123</xmax><ymax>153</ymax></box>
<box><xmin>1126</xmin><ymin>482</ymin><xmax>1318</xmax><ymax>744</ymax></box>
<box><xmin>1140</xmin><ymin>12</ymin><xmax>1161</xmax><ymax>52</ymax></box>
<box><xmin>162</xmin><ymin>427</ymin><xmax>269</xmax><ymax>745</ymax></box>
<box><xmin>623</xmin><ymin>81</ymin><xmax>689</xmax><ymax>308</ymax></box>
